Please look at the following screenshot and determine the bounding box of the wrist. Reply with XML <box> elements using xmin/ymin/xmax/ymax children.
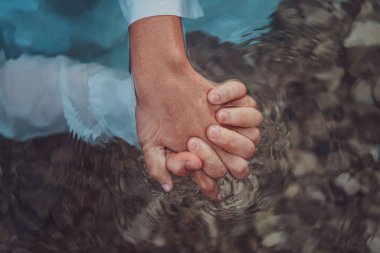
<box><xmin>132</xmin><ymin>49</ymin><xmax>192</xmax><ymax>83</ymax></box>
<box><xmin>133</xmin><ymin>59</ymin><xmax>196</xmax><ymax>106</ymax></box>
<box><xmin>129</xmin><ymin>15</ymin><xmax>196</xmax><ymax>101</ymax></box>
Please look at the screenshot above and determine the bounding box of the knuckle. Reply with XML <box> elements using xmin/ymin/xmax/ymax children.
<box><xmin>201</xmin><ymin>181</ymin><xmax>217</xmax><ymax>193</ymax></box>
<box><xmin>216</xmin><ymin>111</ymin><xmax>226</xmax><ymax>123</ymax></box>
<box><xmin>233</xmin><ymin>162</ymin><xmax>249</xmax><ymax>179</ymax></box>
<box><xmin>241</xmin><ymin>85</ymin><xmax>247</xmax><ymax>95</ymax></box>
<box><xmin>169</xmin><ymin>165</ymin><xmax>185</xmax><ymax>176</ymax></box>
<box><xmin>256</xmin><ymin>111</ymin><xmax>264</xmax><ymax>125</ymax></box>
<box><xmin>246</xmin><ymin>143</ymin><xmax>256</xmax><ymax>158</ymax></box>
<box><xmin>255</xmin><ymin>131</ymin><xmax>261</xmax><ymax>144</ymax></box>
<box><xmin>235</xmin><ymin>80</ymin><xmax>247</xmax><ymax>93</ymax></box>
<box><xmin>224</xmin><ymin>137</ymin><xmax>238</xmax><ymax>151</ymax></box>
<box><xmin>215</xmin><ymin>167</ymin><xmax>228</xmax><ymax>178</ymax></box>
<box><xmin>176</xmin><ymin>170</ymin><xmax>189</xmax><ymax>177</ymax></box>
<box><xmin>249</xmin><ymin>97</ymin><xmax>258</xmax><ymax>108</ymax></box>
<box><xmin>148</xmin><ymin>168</ymin><xmax>161</xmax><ymax>180</ymax></box>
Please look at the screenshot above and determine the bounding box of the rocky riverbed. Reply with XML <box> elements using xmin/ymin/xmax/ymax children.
<box><xmin>1</xmin><ymin>0</ymin><xmax>380</xmax><ymax>252</ymax></box>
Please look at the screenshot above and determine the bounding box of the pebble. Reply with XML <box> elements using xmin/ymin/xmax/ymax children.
<box><xmin>304</xmin><ymin>6</ymin><xmax>333</xmax><ymax>26</ymax></box>
<box><xmin>253</xmin><ymin>213</ymin><xmax>280</xmax><ymax>236</ymax></box>
<box><xmin>0</xmin><ymin>1</ymin><xmax>379</xmax><ymax>252</ymax></box>
<box><xmin>352</xmin><ymin>80</ymin><xmax>374</xmax><ymax>105</ymax></box>
<box><xmin>303</xmin><ymin>113</ymin><xmax>329</xmax><ymax>140</ymax></box>
<box><xmin>284</xmin><ymin>184</ymin><xmax>300</xmax><ymax>198</ymax></box>
<box><xmin>314</xmin><ymin>93</ymin><xmax>339</xmax><ymax>111</ymax></box>
<box><xmin>335</xmin><ymin>173</ymin><xmax>361</xmax><ymax>196</ymax></box>
<box><xmin>368</xmin><ymin>235</ymin><xmax>380</xmax><ymax>253</ymax></box>
<box><xmin>289</xmin><ymin>150</ymin><xmax>318</xmax><ymax>176</ymax></box>
<box><xmin>314</xmin><ymin>67</ymin><xmax>344</xmax><ymax>93</ymax></box>
<box><xmin>262</xmin><ymin>231</ymin><xmax>287</xmax><ymax>248</ymax></box>
<box><xmin>357</xmin><ymin>1</ymin><xmax>376</xmax><ymax>19</ymax></box>
<box><xmin>345</xmin><ymin>21</ymin><xmax>380</xmax><ymax>47</ymax></box>
<box><xmin>306</xmin><ymin>187</ymin><xmax>326</xmax><ymax>203</ymax></box>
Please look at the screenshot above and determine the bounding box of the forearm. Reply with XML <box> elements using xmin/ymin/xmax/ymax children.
<box><xmin>129</xmin><ymin>16</ymin><xmax>193</xmax><ymax>95</ymax></box>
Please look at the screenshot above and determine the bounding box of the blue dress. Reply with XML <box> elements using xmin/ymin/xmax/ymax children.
<box><xmin>0</xmin><ymin>0</ymin><xmax>279</xmax><ymax>145</ymax></box>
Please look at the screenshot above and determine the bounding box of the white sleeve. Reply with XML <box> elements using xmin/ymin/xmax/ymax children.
<box><xmin>0</xmin><ymin>53</ymin><xmax>139</xmax><ymax>147</ymax></box>
<box><xmin>119</xmin><ymin>0</ymin><xmax>204</xmax><ymax>27</ymax></box>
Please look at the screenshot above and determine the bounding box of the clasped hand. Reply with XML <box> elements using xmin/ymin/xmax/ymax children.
<box><xmin>131</xmin><ymin>16</ymin><xmax>262</xmax><ymax>200</ymax></box>
<box><xmin>136</xmin><ymin>66</ymin><xmax>262</xmax><ymax>200</ymax></box>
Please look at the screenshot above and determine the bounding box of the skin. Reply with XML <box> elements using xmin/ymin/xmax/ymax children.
<box><xmin>166</xmin><ymin>87</ymin><xmax>262</xmax><ymax>200</ymax></box>
<box><xmin>130</xmin><ymin>16</ymin><xmax>262</xmax><ymax>200</ymax></box>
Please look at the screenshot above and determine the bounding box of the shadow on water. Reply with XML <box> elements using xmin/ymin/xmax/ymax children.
<box><xmin>1</xmin><ymin>0</ymin><xmax>380</xmax><ymax>252</ymax></box>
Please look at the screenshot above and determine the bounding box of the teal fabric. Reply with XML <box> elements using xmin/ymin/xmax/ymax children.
<box><xmin>0</xmin><ymin>0</ymin><xmax>130</xmax><ymax>68</ymax></box>
<box><xmin>0</xmin><ymin>0</ymin><xmax>280</xmax><ymax>65</ymax></box>
<box><xmin>0</xmin><ymin>0</ymin><xmax>137</xmax><ymax>144</ymax></box>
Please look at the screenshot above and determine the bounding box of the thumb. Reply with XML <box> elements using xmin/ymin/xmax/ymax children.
<box><xmin>143</xmin><ymin>145</ymin><xmax>173</xmax><ymax>192</ymax></box>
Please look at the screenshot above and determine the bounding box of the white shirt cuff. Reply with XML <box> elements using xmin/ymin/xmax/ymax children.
<box><xmin>119</xmin><ymin>0</ymin><xmax>204</xmax><ymax>27</ymax></box>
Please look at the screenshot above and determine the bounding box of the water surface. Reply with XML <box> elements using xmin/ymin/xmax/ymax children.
<box><xmin>1</xmin><ymin>0</ymin><xmax>380</xmax><ymax>252</ymax></box>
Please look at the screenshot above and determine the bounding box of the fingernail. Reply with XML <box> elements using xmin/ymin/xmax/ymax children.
<box><xmin>210</xmin><ymin>94</ymin><xmax>221</xmax><ymax>103</ymax></box>
<box><xmin>188</xmin><ymin>139</ymin><xmax>199</xmax><ymax>151</ymax></box>
<box><xmin>218</xmin><ymin>111</ymin><xmax>229</xmax><ymax>123</ymax></box>
<box><xmin>208</xmin><ymin>126</ymin><xmax>220</xmax><ymax>140</ymax></box>
<box><xmin>161</xmin><ymin>184</ymin><xmax>172</xmax><ymax>192</ymax></box>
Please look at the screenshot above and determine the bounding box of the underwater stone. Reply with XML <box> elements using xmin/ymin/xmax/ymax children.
<box><xmin>313</xmin><ymin>93</ymin><xmax>339</xmax><ymax>112</ymax></box>
<box><xmin>302</xmin><ymin>4</ymin><xmax>334</xmax><ymax>26</ymax></box>
<box><xmin>357</xmin><ymin>1</ymin><xmax>376</xmax><ymax>19</ymax></box>
<box><xmin>253</xmin><ymin>213</ymin><xmax>280</xmax><ymax>236</ymax></box>
<box><xmin>352</xmin><ymin>79</ymin><xmax>374</xmax><ymax>105</ymax></box>
<box><xmin>305</xmin><ymin>186</ymin><xmax>326</xmax><ymax>204</ymax></box>
<box><xmin>262</xmin><ymin>231</ymin><xmax>287</xmax><ymax>248</ymax></box>
<box><xmin>335</xmin><ymin>173</ymin><xmax>361</xmax><ymax>196</ymax></box>
<box><xmin>284</xmin><ymin>183</ymin><xmax>300</xmax><ymax>198</ymax></box>
<box><xmin>345</xmin><ymin>21</ymin><xmax>380</xmax><ymax>47</ymax></box>
<box><xmin>1</xmin><ymin>0</ymin><xmax>380</xmax><ymax>252</ymax></box>
<box><xmin>288</xmin><ymin>150</ymin><xmax>318</xmax><ymax>176</ymax></box>
<box><xmin>303</xmin><ymin>112</ymin><xmax>330</xmax><ymax>140</ymax></box>
<box><xmin>368</xmin><ymin>235</ymin><xmax>380</xmax><ymax>253</ymax></box>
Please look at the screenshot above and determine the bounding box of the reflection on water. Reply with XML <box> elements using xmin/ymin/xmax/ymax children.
<box><xmin>183</xmin><ymin>0</ymin><xmax>281</xmax><ymax>43</ymax></box>
<box><xmin>1</xmin><ymin>0</ymin><xmax>380</xmax><ymax>252</ymax></box>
